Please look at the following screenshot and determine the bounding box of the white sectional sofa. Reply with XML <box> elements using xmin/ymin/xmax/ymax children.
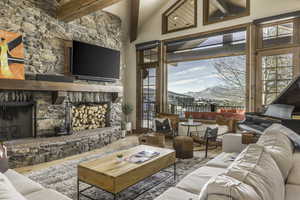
<box><xmin>156</xmin><ymin>123</ymin><xmax>300</xmax><ymax>200</ymax></box>
<box><xmin>0</xmin><ymin>169</ymin><xmax>71</xmax><ymax>200</ymax></box>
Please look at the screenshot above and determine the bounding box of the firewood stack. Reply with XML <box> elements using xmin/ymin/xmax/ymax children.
<box><xmin>72</xmin><ymin>104</ymin><xmax>108</xmax><ymax>131</ymax></box>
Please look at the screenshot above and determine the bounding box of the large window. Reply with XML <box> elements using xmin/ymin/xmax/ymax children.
<box><xmin>165</xmin><ymin>28</ymin><xmax>247</xmax><ymax>116</ymax></box>
<box><xmin>168</xmin><ymin>56</ymin><xmax>246</xmax><ymax>116</ymax></box>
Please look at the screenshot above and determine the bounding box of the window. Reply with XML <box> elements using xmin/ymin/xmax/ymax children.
<box><xmin>166</xmin><ymin>28</ymin><xmax>247</xmax><ymax>63</ymax></box>
<box><xmin>141</xmin><ymin>68</ymin><xmax>157</xmax><ymax>128</ymax></box>
<box><xmin>257</xmin><ymin>19</ymin><xmax>299</xmax><ymax>49</ymax></box>
<box><xmin>162</xmin><ymin>0</ymin><xmax>197</xmax><ymax>34</ymax></box>
<box><xmin>261</xmin><ymin>53</ymin><xmax>294</xmax><ymax>105</ymax></box>
<box><xmin>143</xmin><ymin>48</ymin><xmax>159</xmax><ymax>64</ymax></box>
<box><xmin>256</xmin><ymin>17</ymin><xmax>300</xmax><ymax>108</ymax></box>
<box><xmin>136</xmin><ymin>41</ymin><xmax>161</xmax><ymax>130</ymax></box>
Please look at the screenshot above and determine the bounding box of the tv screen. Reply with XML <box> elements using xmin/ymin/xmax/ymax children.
<box><xmin>72</xmin><ymin>41</ymin><xmax>120</xmax><ymax>80</ymax></box>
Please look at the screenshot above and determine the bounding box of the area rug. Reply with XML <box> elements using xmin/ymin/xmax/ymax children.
<box><xmin>25</xmin><ymin>146</ymin><xmax>218</xmax><ymax>200</ymax></box>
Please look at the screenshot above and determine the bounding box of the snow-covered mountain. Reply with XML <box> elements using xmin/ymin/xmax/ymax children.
<box><xmin>184</xmin><ymin>86</ymin><xmax>243</xmax><ymax>102</ymax></box>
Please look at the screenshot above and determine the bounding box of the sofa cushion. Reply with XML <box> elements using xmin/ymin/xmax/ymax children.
<box><xmin>154</xmin><ymin>187</ymin><xmax>198</xmax><ymax>200</ymax></box>
<box><xmin>25</xmin><ymin>189</ymin><xmax>71</xmax><ymax>200</ymax></box>
<box><xmin>265</xmin><ymin>123</ymin><xmax>300</xmax><ymax>147</ymax></box>
<box><xmin>199</xmin><ymin>175</ymin><xmax>262</xmax><ymax>200</ymax></box>
<box><xmin>176</xmin><ymin>166</ymin><xmax>227</xmax><ymax>194</ymax></box>
<box><xmin>206</xmin><ymin>152</ymin><xmax>239</xmax><ymax>169</ymax></box>
<box><xmin>0</xmin><ymin>145</ymin><xmax>8</xmax><ymax>173</ymax></box>
<box><xmin>4</xmin><ymin>169</ymin><xmax>43</xmax><ymax>196</ymax></box>
<box><xmin>285</xmin><ymin>184</ymin><xmax>300</xmax><ymax>200</ymax></box>
<box><xmin>0</xmin><ymin>172</ymin><xmax>26</xmax><ymax>200</ymax></box>
<box><xmin>257</xmin><ymin>125</ymin><xmax>294</xmax><ymax>180</ymax></box>
<box><xmin>287</xmin><ymin>150</ymin><xmax>300</xmax><ymax>185</ymax></box>
<box><xmin>225</xmin><ymin>144</ymin><xmax>284</xmax><ymax>200</ymax></box>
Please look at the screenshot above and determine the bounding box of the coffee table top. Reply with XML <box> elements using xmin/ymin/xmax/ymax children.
<box><xmin>78</xmin><ymin>145</ymin><xmax>175</xmax><ymax>178</ymax></box>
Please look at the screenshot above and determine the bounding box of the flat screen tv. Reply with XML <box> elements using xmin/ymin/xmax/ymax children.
<box><xmin>71</xmin><ymin>41</ymin><xmax>120</xmax><ymax>81</ymax></box>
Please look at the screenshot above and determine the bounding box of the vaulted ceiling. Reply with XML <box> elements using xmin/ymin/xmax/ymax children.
<box><xmin>55</xmin><ymin>0</ymin><xmax>170</xmax><ymax>42</ymax></box>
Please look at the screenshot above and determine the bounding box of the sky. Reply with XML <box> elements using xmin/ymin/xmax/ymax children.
<box><xmin>168</xmin><ymin>59</ymin><xmax>221</xmax><ymax>94</ymax></box>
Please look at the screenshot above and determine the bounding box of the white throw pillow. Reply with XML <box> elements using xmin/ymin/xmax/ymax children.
<box><xmin>0</xmin><ymin>173</ymin><xmax>27</xmax><ymax>200</ymax></box>
<box><xmin>199</xmin><ymin>175</ymin><xmax>261</xmax><ymax>200</ymax></box>
<box><xmin>225</xmin><ymin>144</ymin><xmax>285</xmax><ymax>200</ymax></box>
<box><xmin>258</xmin><ymin>125</ymin><xmax>294</xmax><ymax>180</ymax></box>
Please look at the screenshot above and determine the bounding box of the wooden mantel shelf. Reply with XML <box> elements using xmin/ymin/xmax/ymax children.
<box><xmin>0</xmin><ymin>79</ymin><xmax>122</xmax><ymax>93</ymax></box>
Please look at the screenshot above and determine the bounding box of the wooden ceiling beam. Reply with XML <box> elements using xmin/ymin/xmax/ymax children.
<box><xmin>57</xmin><ymin>0</ymin><xmax>123</xmax><ymax>22</ymax></box>
<box><xmin>130</xmin><ymin>0</ymin><xmax>140</xmax><ymax>42</ymax></box>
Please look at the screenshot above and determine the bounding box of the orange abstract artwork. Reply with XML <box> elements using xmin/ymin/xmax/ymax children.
<box><xmin>0</xmin><ymin>30</ymin><xmax>25</xmax><ymax>80</ymax></box>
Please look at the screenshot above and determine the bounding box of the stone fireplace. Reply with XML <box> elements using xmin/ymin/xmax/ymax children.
<box><xmin>1</xmin><ymin>89</ymin><xmax>122</xmax><ymax>168</ymax></box>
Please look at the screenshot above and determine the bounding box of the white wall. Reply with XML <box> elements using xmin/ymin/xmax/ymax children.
<box><xmin>125</xmin><ymin>0</ymin><xmax>300</xmax><ymax>129</ymax></box>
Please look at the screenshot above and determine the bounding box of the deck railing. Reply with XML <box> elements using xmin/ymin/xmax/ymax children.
<box><xmin>168</xmin><ymin>103</ymin><xmax>245</xmax><ymax>118</ymax></box>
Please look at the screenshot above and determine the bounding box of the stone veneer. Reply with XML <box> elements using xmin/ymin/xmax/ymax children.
<box><xmin>6</xmin><ymin>127</ymin><xmax>122</xmax><ymax>168</ymax></box>
<box><xmin>0</xmin><ymin>0</ymin><xmax>124</xmax><ymax>136</ymax></box>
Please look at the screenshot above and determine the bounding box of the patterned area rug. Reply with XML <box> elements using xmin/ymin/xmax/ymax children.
<box><xmin>25</xmin><ymin>146</ymin><xmax>218</xmax><ymax>200</ymax></box>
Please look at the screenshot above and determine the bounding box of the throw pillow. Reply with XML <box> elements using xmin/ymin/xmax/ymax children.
<box><xmin>153</xmin><ymin>118</ymin><xmax>172</xmax><ymax>133</ymax></box>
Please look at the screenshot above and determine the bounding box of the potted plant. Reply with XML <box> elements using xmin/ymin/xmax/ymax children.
<box><xmin>122</xmin><ymin>103</ymin><xmax>133</xmax><ymax>132</ymax></box>
<box><xmin>116</xmin><ymin>154</ymin><xmax>124</xmax><ymax>162</ymax></box>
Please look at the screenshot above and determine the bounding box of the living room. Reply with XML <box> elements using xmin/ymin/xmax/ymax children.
<box><xmin>1</xmin><ymin>0</ymin><xmax>300</xmax><ymax>200</ymax></box>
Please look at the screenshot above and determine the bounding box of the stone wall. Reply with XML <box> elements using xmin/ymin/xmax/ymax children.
<box><xmin>0</xmin><ymin>0</ymin><xmax>124</xmax><ymax>135</ymax></box>
<box><xmin>6</xmin><ymin>127</ymin><xmax>122</xmax><ymax>168</ymax></box>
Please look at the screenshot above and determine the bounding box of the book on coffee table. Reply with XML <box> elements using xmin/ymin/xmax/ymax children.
<box><xmin>126</xmin><ymin>150</ymin><xmax>160</xmax><ymax>164</ymax></box>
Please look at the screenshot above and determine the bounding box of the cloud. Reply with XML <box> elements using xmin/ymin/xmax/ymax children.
<box><xmin>170</xmin><ymin>67</ymin><xmax>206</xmax><ymax>76</ymax></box>
<box><xmin>169</xmin><ymin>78</ymin><xmax>198</xmax><ymax>86</ymax></box>
<box><xmin>202</xmin><ymin>74</ymin><xmax>219</xmax><ymax>79</ymax></box>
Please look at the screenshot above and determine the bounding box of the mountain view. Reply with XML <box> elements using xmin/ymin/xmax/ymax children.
<box><xmin>168</xmin><ymin>56</ymin><xmax>246</xmax><ymax>106</ymax></box>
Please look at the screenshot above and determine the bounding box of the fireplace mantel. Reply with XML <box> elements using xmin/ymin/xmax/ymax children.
<box><xmin>0</xmin><ymin>79</ymin><xmax>122</xmax><ymax>93</ymax></box>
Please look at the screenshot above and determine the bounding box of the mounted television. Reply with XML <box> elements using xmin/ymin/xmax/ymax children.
<box><xmin>71</xmin><ymin>41</ymin><xmax>120</xmax><ymax>81</ymax></box>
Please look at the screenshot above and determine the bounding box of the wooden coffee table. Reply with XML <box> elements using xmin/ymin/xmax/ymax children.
<box><xmin>77</xmin><ymin>145</ymin><xmax>176</xmax><ymax>200</ymax></box>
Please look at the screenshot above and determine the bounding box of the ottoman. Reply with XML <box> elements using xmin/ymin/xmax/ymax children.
<box><xmin>173</xmin><ymin>136</ymin><xmax>193</xmax><ymax>159</ymax></box>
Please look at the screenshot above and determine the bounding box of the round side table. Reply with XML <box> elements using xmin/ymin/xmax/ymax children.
<box><xmin>180</xmin><ymin>122</ymin><xmax>202</xmax><ymax>137</ymax></box>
